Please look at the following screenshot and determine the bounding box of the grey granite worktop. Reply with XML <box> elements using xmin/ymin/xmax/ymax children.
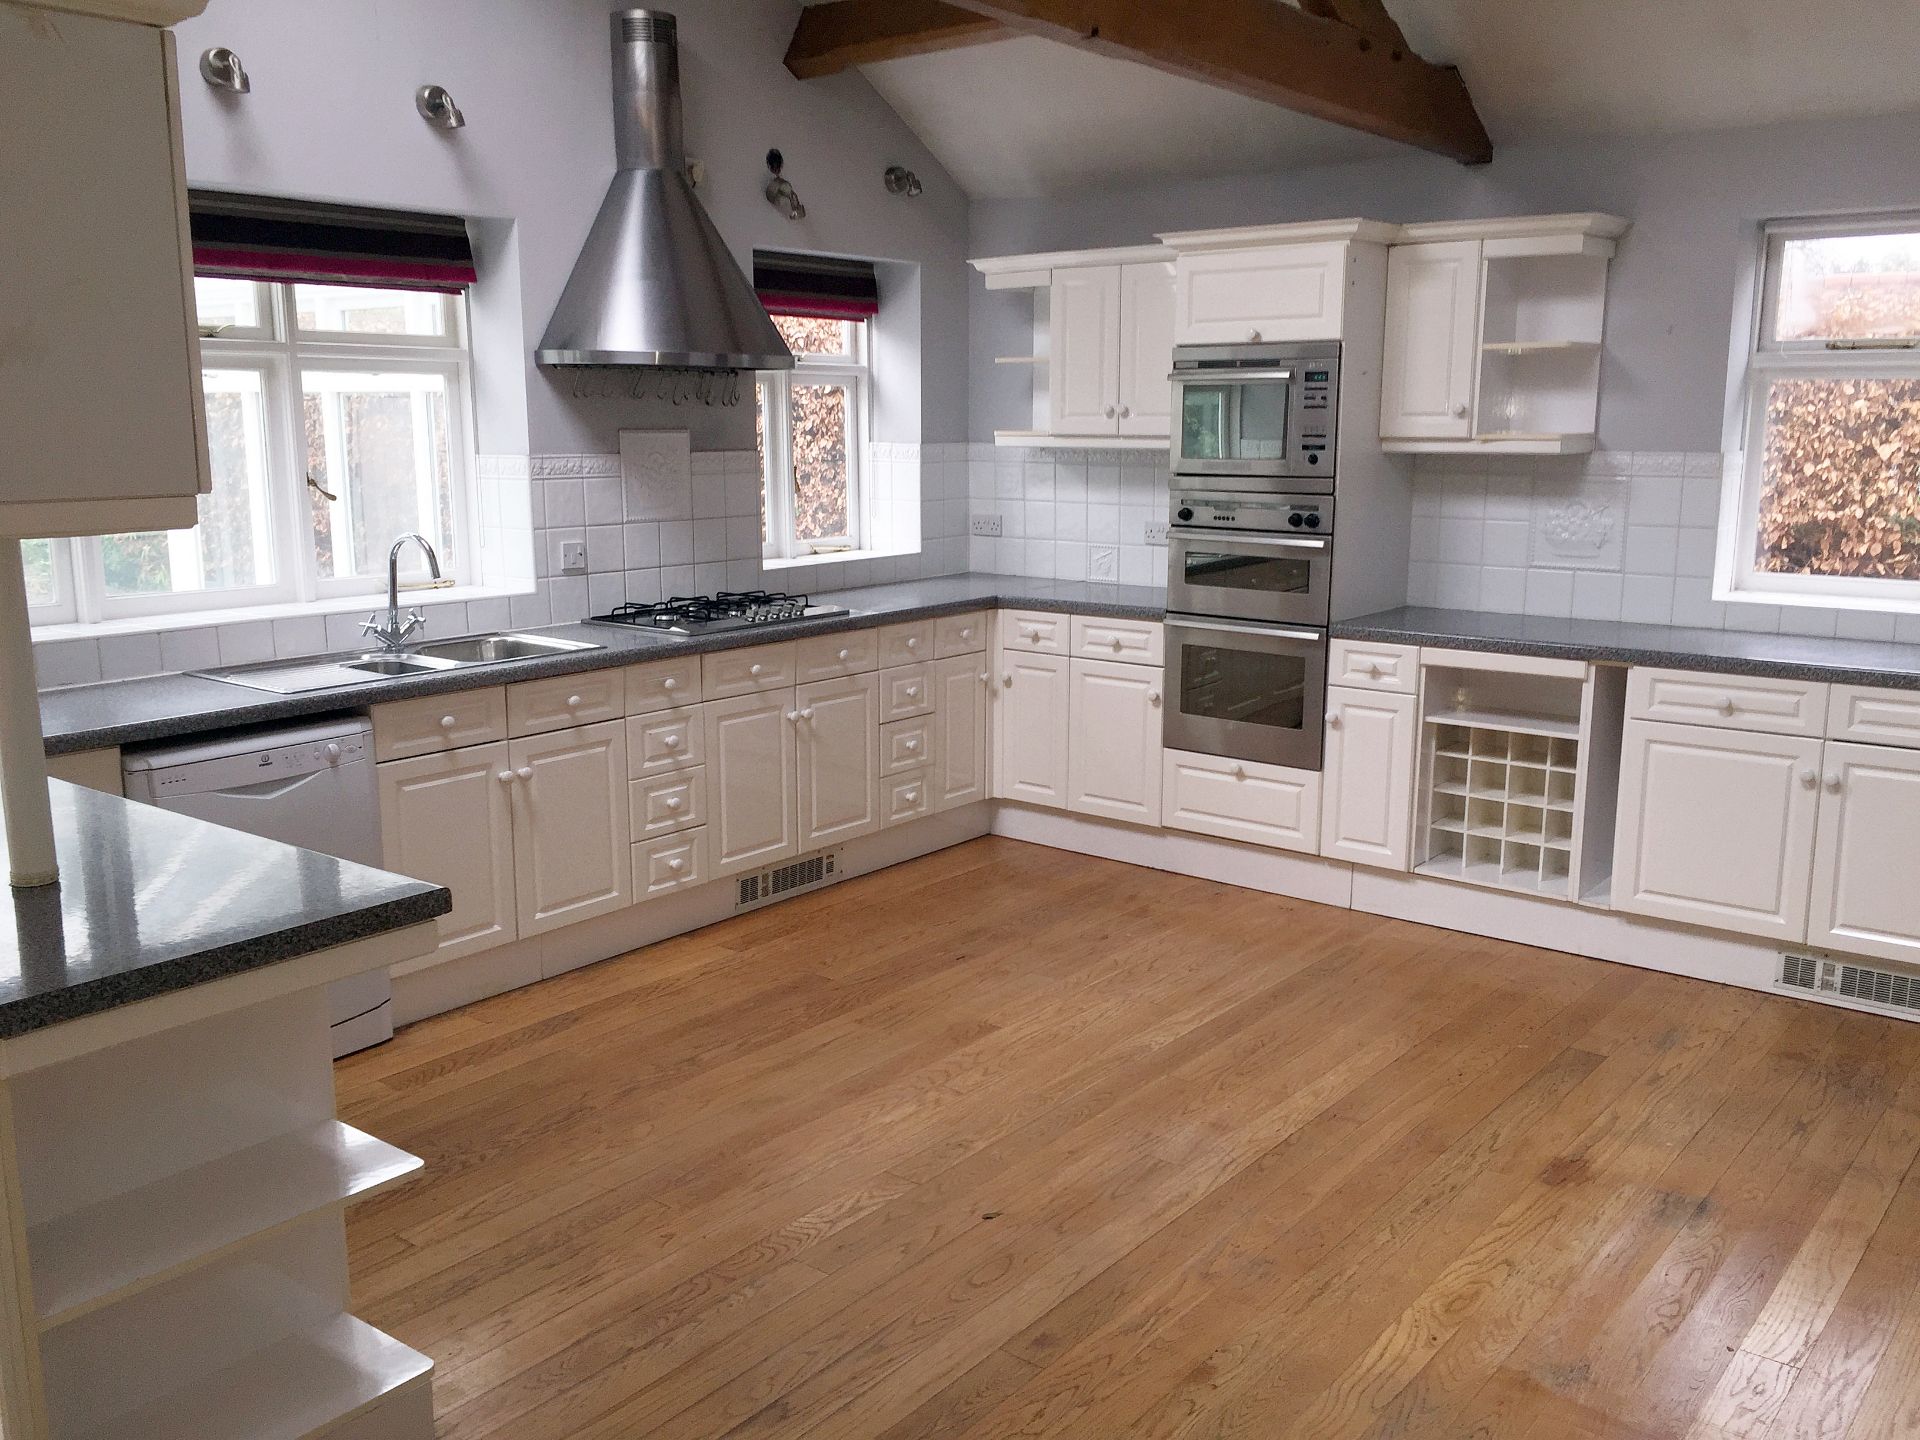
<box><xmin>1333</xmin><ymin>607</ymin><xmax>1920</xmax><ymax>690</ymax></box>
<box><xmin>0</xmin><ymin>782</ymin><xmax>449</xmax><ymax>1038</ymax></box>
<box><xmin>38</xmin><ymin>575</ymin><xmax>1166</xmax><ymax>756</ymax></box>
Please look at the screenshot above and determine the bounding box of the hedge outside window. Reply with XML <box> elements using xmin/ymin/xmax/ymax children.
<box><xmin>757</xmin><ymin>313</ymin><xmax>869</xmax><ymax>560</ymax></box>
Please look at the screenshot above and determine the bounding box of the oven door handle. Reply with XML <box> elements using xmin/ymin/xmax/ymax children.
<box><xmin>1169</xmin><ymin>368</ymin><xmax>1296</xmax><ymax>383</ymax></box>
<box><xmin>1169</xmin><ymin>527</ymin><xmax>1329</xmax><ymax>551</ymax></box>
<box><xmin>1169</xmin><ymin>617</ymin><xmax>1325</xmax><ymax>644</ymax></box>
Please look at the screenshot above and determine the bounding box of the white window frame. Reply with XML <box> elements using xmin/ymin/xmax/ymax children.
<box><xmin>1719</xmin><ymin>213</ymin><xmax>1920</xmax><ymax>613</ymax></box>
<box><xmin>19</xmin><ymin>538</ymin><xmax>76</xmax><ymax>627</ymax></box>
<box><xmin>41</xmin><ymin>279</ymin><xmax>477</xmax><ymax>625</ymax></box>
<box><xmin>759</xmin><ymin>316</ymin><xmax>870</xmax><ymax>562</ymax></box>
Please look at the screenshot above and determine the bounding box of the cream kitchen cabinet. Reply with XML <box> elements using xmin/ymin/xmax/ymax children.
<box><xmin>796</xmin><ymin>673</ymin><xmax>880</xmax><ymax>848</ymax></box>
<box><xmin>1379</xmin><ymin>240</ymin><xmax>1482</xmax><ymax>440</ymax></box>
<box><xmin>705</xmin><ymin>688</ymin><xmax>801</xmax><ymax>877</ymax></box>
<box><xmin>932</xmin><ymin>656</ymin><xmax>991</xmax><ymax>811</ymax></box>
<box><xmin>1049</xmin><ymin>261</ymin><xmax>1178</xmax><ymax>439</ymax></box>
<box><xmin>378</xmin><ymin>741</ymin><xmax>517</xmax><ymax>967</ymax></box>
<box><xmin>1167</xmin><ymin>241</ymin><xmax>1351</xmax><ymax>346</ymax></box>
<box><xmin>1320</xmin><ymin>687</ymin><xmax>1418</xmax><ymax>870</ymax></box>
<box><xmin>1067</xmin><ymin>658</ymin><xmax>1164</xmax><ymax>826</ymax></box>
<box><xmin>1116</xmin><ymin>261</ymin><xmax>1177</xmax><ymax>437</ymax></box>
<box><xmin>1808</xmin><ymin>742</ymin><xmax>1920</xmax><ymax>965</ymax></box>
<box><xmin>1612</xmin><ymin>719</ymin><xmax>1823</xmax><ymax>942</ymax></box>
<box><xmin>1163</xmin><ymin>750</ymin><xmax>1321</xmax><ymax>852</ymax></box>
<box><xmin>994</xmin><ymin>650</ymin><xmax>1072</xmax><ymax>808</ymax></box>
<box><xmin>508</xmin><ymin>720</ymin><xmax>632</xmax><ymax>937</ymax></box>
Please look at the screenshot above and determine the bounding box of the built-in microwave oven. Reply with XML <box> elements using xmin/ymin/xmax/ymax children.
<box><xmin>1169</xmin><ymin>340</ymin><xmax>1340</xmax><ymax>493</ymax></box>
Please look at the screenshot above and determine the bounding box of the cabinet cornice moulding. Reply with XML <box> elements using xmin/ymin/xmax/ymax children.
<box><xmin>10</xmin><ymin>0</ymin><xmax>208</xmax><ymax>24</ymax></box>
<box><xmin>1395</xmin><ymin>212</ymin><xmax>1632</xmax><ymax>251</ymax></box>
<box><xmin>1157</xmin><ymin>218</ymin><xmax>1402</xmax><ymax>252</ymax></box>
<box><xmin>969</xmin><ymin>244</ymin><xmax>1175</xmax><ymax>290</ymax></box>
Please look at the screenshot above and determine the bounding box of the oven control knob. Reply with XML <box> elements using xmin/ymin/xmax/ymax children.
<box><xmin>1288</xmin><ymin>513</ymin><xmax>1304</xmax><ymax>528</ymax></box>
<box><xmin>1308</xmin><ymin>454</ymin><xmax>1321</xmax><ymax>466</ymax></box>
<box><xmin>1177</xmin><ymin>507</ymin><xmax>1193</xmax><ymax>522</ymax></box>
<box><xmin>1305</xmin><ymin>513</ymin><xmax>1322</xmax><ymax>529</ymax></box>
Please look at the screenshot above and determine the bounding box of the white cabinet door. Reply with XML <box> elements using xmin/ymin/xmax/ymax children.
<box><xmin>1612</xmin><ymin>719</ymin><xmax>1822</xmax><ymax>942</ymax></box>
<box><xmin>1380</xmin><ymin>240</ymin><xmax>1482</xmax><ymax>439</ymax></box>
<box><xmin>1049</xmin><ymin>265</ymin><xmax>1122</xmax><ymax>435</ymax></box>
<box><xmin>1809</xmin><ymin>741</ymin><xmax>1920</xmax><ymax>965</ymax></box>
<box><xmin>706</xmin><ymin>689</ymin><xmax>800</xmax><ymax>877</ymax></box>
<box><xmin>933</xmin><ymin>656</ymin><xmax>990</xmax><ymax>811</ymax></box>
<box><xmin>994</xmin><ymin>650</ymin><xmax>1071</xmax><ymax>808</ymax></box>
<box><xmin>1068</xmin><ymin>659</ymin><xmax>1163</xmax><ymax>826</ymax></box>
<box><xmin>1320</xmin><ymin>687</ymin><xmax>1417</xmax><ymax>870</ymax></box>
<box><xmin>1116</xmin><ymin>261</ymin><xmax>1176</xmax><ymax>437</ymax></box>
<box><xmin>796</xmin><ymin>673</ymin><xmax>880</xmax><ymax>848</ymax></box>
<box><xmin>377</xmin><ymin>742</ymin><xmax>517</xmax><ymax>966</ymax></box>
<box><xmin>508</xmin><ymin>721</ymin><xmax>631</xmax><ymax>938</ymax></box>
<box><xmin>1172</xmin><ymin>243</ymin><xmax>1347</xmax><ymax>345</ymax></box>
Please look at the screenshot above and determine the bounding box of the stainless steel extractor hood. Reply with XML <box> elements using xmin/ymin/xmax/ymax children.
<box><xmin>537</xmin><ymin>10</ymin><xmax>792</xmax><ymax>371</ymax></box>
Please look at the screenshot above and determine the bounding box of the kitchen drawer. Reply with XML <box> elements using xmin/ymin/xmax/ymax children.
<box><xmin>877</xmin><ymin>619</ymin><xmax>936</xmax><ymax>668</ymax></box>
<box><xmin>880</xmin><ymin>663</ymin><xmax>935</xmax><ymax>722</ymax></box>
<box><xmin>1070</xmin><ymin>614</ymin><xmax>1164</xmax><ymax>666</ymax></box>
<box><xmin>1000</xmin><ymin>610</ymin><xmax>1067</xmax><ymax>654</ymax></box>
<box><xmin>880</xmin><ymin>717</ymin><xmax>934</xmax><ymax>775</ymax></box>
<box><xmin>627</xmin><ymin>705</ymin><xmax>705</xmax><ymax>776</ymax></box>
<box><xmin>703</xmin><ymin>642</ymin><xmax>796</xmax><ymax>698</ymax></box>
<box><xmin>372</xmin><ymin>686</ymin><xmax>508</xmax><ymax>761</ymax></box>
<box><xmin>632</xmin><ymin>828</ymin><xmax>707</xmax><ymax>898</ymax></box>
<box><xmin>1627</xmin><ymin>667</ymin><xmax>1827</xmax><ymax>737</ymax></box>
<box><xmin>628</xmin><ymin>765</ymin><xmax>706</xmax><ymax>840</ymax></box>
<box><xmin>935</xmin><ymin>611</ymin><xmax>988</xmax><ymax>657</ymax></box>
<box><xmin>882</xmin><ymin>772</ymin><xmax>933</xmax><ymax>828</ymax></box>
<box><xmin>627</xmin><ymin>654</ymin><xmax>702</xmax><ymax>715</ymax></box>
<box><xmin>1828</xmin><ymin>685</ymin><xmax>1920</xmax><ymax>751</ymax></box>
<box><xmin>507</xmin><ymin>668</ymin><xmax>626</xmax><ymax>737</ymax></box>
<box><xmin>1161</xmin><ymin>748</ymin><xmax>1321</xmax><ymax>853</ymax></box>
<box><xmin>795</xmin><ymin>629</ymin><xmax>878</xmax><ymax>684</ymax></box>
<box><xmin>1328</xmin><ymin>638</ymin><xmax>1418</xmax><ymax>694</ymax></box>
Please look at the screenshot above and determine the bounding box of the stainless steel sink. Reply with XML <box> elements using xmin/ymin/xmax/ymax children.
<box><xmin>190</xmin><ymin>631</ymin><xmax>604</xmax><ymax>694</ymax></box>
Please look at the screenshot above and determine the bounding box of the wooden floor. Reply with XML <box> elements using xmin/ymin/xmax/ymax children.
<box><xmin>338</xmin><ymin>836</ymin><xmax>1920</xmax><ymax>1440</ymax></box>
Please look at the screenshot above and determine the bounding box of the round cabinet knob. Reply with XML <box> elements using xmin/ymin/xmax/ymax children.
<box><xmin>1247</xmin><ymin>329</ymin><xmax>1262</xmax><ymax>343</ymax></box>
<box><xmin>838</xmin><ymin>648</ymin><xmax>851</xmax><ymax>661</ymax></box>
<box><xmin>1366</xmin><ymin>663</ymin><xmax>1384</xmax><ymax>678</ymax></box>
<box><xmin>750</xmin><ymin>663</ymin><xmax>764</xmax><ymax>677</ymax></box>
<box><xmin>906</xmin><ymin>738</ymin><xmax>920</xmax><ymax>752</ymax></box>
<box><xmin>1230</xmin><ymin>763</ymin><xmax>1246</xmax><ymax>779</ymax></box>
<box><xmin>1002</xmin><ymin>674</ymin><xmax>1014</xmax><ymax>688</ymax></box>
<box><xmin>567</xmin><ymin>694</ymin><xmax>583</xmax><ymax>708</ymax></box>
<box><xmin>325</xmin><ymin>742</ymin><xmax>342</xmax><ymax>760</ymax></box>
<box><xmin>904</xmin><ymin>788</ymin><xmax>919</xmax><ymax>802</ymax></box>
<box><xmin>960</xmin><ymin>628</ymin><xmax>973</xmax><ymax>640</ymax></box>
<box><xmin>440</xmin><ymin>715</ymin><xmax>457</xmax><ymax>730</ymax></box>
<box><xmin>1719</xmin><ymin>699</ymin><xmax>1737</xmax><ymax>717</ymax></box>
<box><xmin>786</xmin><ymin>710</ymin><xmax>801</xmax><ymax>723</ymax></box>
<box><xmin>906</xmin><ymin>637</ymin><xmax>920</xmax><ymax>650</ymax></box>
<box><xmin>906</xmin><ymin>686</ymin><xmax>920</xmax><ymax>699</ymax></box>
<box><xmin>1112</xmin><ymin>638</ymin><xmax>1124</xmax><ymax>652</ymax></box>
<box><xmin>1799</xmin><ymin>768</ymin><xmax>1819</xmax><ymax>789</ymax></box>
<box><xmin>1119</xmin><ymin>405</ymin><xmax>1132</xmax><ymax>419</ymax></box>
<box><xmin>1024</xmin><ymin>630</ymin><xmax>1040</xmax><ymax>642</ymax></box>
<box><xmin>1104</xmin><ymin>405</ymin><xmax>1117</xmax><ymax>419</ymax></box>
<box><xmin>666</xmin><ymin>797</ymin><xmax>683</xmax><ymax>811</ymax></box>
<box><xmin>516</xmin><ymin>766</ymin><xmax>533</xmax><ymax>782</ymax></box>
<box><xmin>800</xmin><ymin>707</ymin><xmax>815</xmax><ymax>720</ymax></box>
<box><xmin>664</xmin><ymin>733</ymin><xmax>682</xmax><ymax>749</ymax></box>
<box><xmin>663</xmin><ymin>677</ymin><xmax>679</xmax><ymax>691</ymax></box>
<box><xmin>497</xmin><ymin>770</ymin><xmax>514</xmax><ymax>785</ymax></box>
<box><xmin>1328</xmin><ymin>712</ymin><xmax>1343</xmax><ymax>730</ymax></box>
<box><xmin>1148</xmin><ymin>691</ymin><xmax>1162</xmax><ymax>707</ymax></box>
<box><xmin>668</xmin><ymin>858</ymin><xmax>685</xmax><ymax>872</ymax></box>
<box><xmin>1825</xmin><ymin>772</ymin><xmax>1844</xmax><ymax>793</ymax></box>
<box><xmin>1452</xmin><ymin>403</ymin><xmax>1470</xmax><ymax>419</ymax></box>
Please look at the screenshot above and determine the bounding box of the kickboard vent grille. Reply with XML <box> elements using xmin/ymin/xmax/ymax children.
<box><xmin>1779</xmin><ymin>952</ymin><xmax>1920</xmax><ymax>1017</ymax></box>
<box><xmin>736</xmin><ymin>851</ymin><xmax>839</xmax><ymax>909</ymax></box>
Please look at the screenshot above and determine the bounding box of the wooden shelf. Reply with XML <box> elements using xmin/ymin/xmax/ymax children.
<box><xmin>993</xmin><ymin>430</ymin><xmax>1169</xmax><ymax>450</ymax></box>
<box><xmin>30</xmin><ymin>1123</ymin><xmax>421</xmax><ymax>1330</ymax></box>
<box><xmin>79</xmin><ymin>1314</ymin><xmax>431</xmax><ymax>1440</ymax></box>
<box><xmin>1479</xmin><ymin>340</ymin><xmax>1600</xmax><ymax>355</ymax></box>
<box><xmin>1426</xmin><ymin>710</ymin><xmax>1581</xmax><ymax>740</ymax></box>
<box><xmin>1384</xmin><ymin>434</ymin><xmax>1594</xmax><ymax>456</ymax></box>
<box><xmin>993</xmin><ymin>355</ymin><xmax>1045</xmax><ymax>366</ymax></box>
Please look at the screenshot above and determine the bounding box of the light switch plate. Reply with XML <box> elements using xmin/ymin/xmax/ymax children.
<box><xmin>970</xmin><ymin>513</ymin><xmax>1002</xmax><ymax>537</ymax></box>
<box><xmin>560</xmin><ymin>541</ymin><xmax>588</xmax><ymax>574</ymax></box>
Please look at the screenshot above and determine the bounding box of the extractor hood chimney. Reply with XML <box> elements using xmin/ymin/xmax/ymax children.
<box><xmin>537</xmin><ymin>11</ymin><xmax>793</xmax><ymax>371</ymax></box>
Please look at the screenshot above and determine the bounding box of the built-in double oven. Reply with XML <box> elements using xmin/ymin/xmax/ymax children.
<box><xmin>1164</xmin><ymin>341</ymin><xmax>1340</xmax><ymax>772</ymax></box>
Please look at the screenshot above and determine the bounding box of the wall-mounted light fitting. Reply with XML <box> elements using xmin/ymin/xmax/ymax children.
<box><xmin>198</xmin><ymin>47</ymin><xmax>249</xmax><ymax>93</ymax></box>
<box><xmin>765</xmin><ymin>149</ymin><xmax>806</xmax><ymax>222</ymax></box>
<box><xmin>415</xmin><ymin>84</ymin><xmax>465</xmax><ymax>130</ymax></box>
<box><xmin>884</xmin><ymin>165</ymin><xmax>923</xmax><ymax>198</ymax></box>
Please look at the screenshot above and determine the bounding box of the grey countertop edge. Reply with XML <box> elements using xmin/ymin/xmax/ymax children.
<box><xmin>0</xmin><ymin>884</ymin><xmax>451</xmax><ymax>1039</ymax></box>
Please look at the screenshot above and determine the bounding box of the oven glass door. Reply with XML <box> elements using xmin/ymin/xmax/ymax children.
<box><xmin>1175</xmin><ymin>375</ymin><xmax>1293</xmax><ymax>475</ymax></box>
<box><xmin>1165</xmin><ymin>618</ymin><xmax>1327</xmax><ymax>771</ymax></box>
<box><xmin>1167</xmin><ymin>529</ymin><xmax>1331</xmax><ymax>627</ymax></box>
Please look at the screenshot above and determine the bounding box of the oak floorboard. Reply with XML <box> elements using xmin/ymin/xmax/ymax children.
<box><xmin>333</xmin><ymin>836</ymin><xmax>1920</xmax><ymax>1439</ymax></box>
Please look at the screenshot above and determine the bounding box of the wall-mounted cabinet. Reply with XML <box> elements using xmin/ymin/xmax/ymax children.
<box><xmin>1378</xmin><ymin>214</ymin><xmax>1629</xmax><ymax>457</ymax></box>
<box><xmin>1155</xmin><ymin>221</ymin><xmax>1399</xmax><ymax>349</ymax></box>
<box><xmin>970</xmin><ymin>246</ymin><xmax>1175</xmax><ymax>449</ymax></box>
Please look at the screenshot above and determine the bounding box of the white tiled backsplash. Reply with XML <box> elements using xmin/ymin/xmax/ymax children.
<box><xmin>32</xmin><ymin>442</ymin><xmax>974</xmax><ymax>689</ymax></box>
<box><xmin>963</xmin><ymin>446</ymin><xmax>1172</xmax><ymax>586</ymax></box>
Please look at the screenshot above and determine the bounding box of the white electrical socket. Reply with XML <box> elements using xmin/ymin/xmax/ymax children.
<box><xmin>560</xmin><ymin>540</ymin><xmax>588</xmax><ymax>574</ymax></box>
<box><xmin>970</xmin><ymin>513</ymin><xmax>1003</xmax><ymax>537</ymax></box>
<box><xmin>1145</xmin><ymin>521</ymin><xmax>1170</xmax><ymax>544</ymax></box>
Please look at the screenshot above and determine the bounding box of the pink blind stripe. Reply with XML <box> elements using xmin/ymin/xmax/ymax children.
<box><xmin>759</xmin><ymin>293</ymin><xmax>880</xmax><ymax>322</ymax></box>
<box><xmin>194</xmin><ymin>246</ymin><xmax>477</xmax><ymax>293</ymax></box>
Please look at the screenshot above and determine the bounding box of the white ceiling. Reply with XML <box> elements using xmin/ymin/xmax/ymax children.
<box><xmin>803</xmin><ymin>0</ymin><xmax>1920</xmax><ymax>199</ymax></box>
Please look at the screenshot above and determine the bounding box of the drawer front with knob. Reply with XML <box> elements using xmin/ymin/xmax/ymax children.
<box><xmin>628</xmin><ymin>765</ymin><xmax>706</xmax><ymax>840</ymax></box>
<box><xmin>632</xmin><ymin>828</ymin><xmax>708</xmax><ymax>899</ymax></box>
<box><xmin>703</xmin><ymin>641</ymin><xmax>797</xmax><ymax>699</ymax></box>
<box><xmin>627</xmin><ymin>654</ymin><xmax>703</xmax><ymax>715</ymax></box>
<box><xmin>507</xmin><ymin>669</ymin><xmax>626</xmax><ymax>737</ymax></box>
<box><xmin>1160</xmin><ymin>747</ymin><xmax>1321</xmax><ymax>853</ymax></box>
<box><xmin>795</xmin><ymin>629</ymin><xmax>878</xmax><ymax>684</ymax></box>
<box><xmin>1827</xmin><ymin>684</ymin><xmax>1920</xmax><ymax>752</ymax></box>
<box><xmin>876</xmin><ymin>620</ymin><xmax>935</xmax><ymax>669</ymax></box>
<box><xmin>880</xmin><ymin>663</ymin><xmax>935</xmax><ymax>722</ymax></box>
<box><xmin>882</xmin><ymin>772</ymin><xmax>932</xmax><ymax>828</ymax></box>
<box><xmin>999</xmin><ymin>609</ymin><xmax>1067</xmax><ymax>654</ymax></box>
<box><xmin>1069</xmin><ymin>614</ymin><xmax>1163</xmax><ymax>667</ymax></box>
<box><xmin>1627</xmin><ymin>668</ymin><xmax>1827</xmax><ymax>737</ymax></box>
<box><xmin>880</xmin><ymin>717</ymin><xmax>934</xmax><ymax>776</ymax></box>
<box><xmin>1328</xmin><ymin>639</ymin><xmax>1418</xmax><ymax>694</ymax></box>
<box><xmin>627</xmin><ymin>705</ymin><xmax>706</xmax><ymax>777</ymax></box>
<box><xmin>934</xmin><ymin>611</ymin><xmax>987</xmax><ymax>657</ymax></box>
<box><xmin>372</xmin><ymin>687</ymin><xmax>509</xmax><ymax>761</ymax></box>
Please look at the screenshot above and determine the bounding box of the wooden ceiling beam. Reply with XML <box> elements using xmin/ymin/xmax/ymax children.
<box><xmin>940</xmin><ymin>0</ymin><xmax>1491</xmax><ymax>164</ymax></box>
<box><xmin>784</xmin><ymin>0</ymin><xmax>1009</xmax><ymax>81</ymax></box>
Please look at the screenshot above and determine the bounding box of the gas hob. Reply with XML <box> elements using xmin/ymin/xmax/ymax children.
<box><xmin>586</xmin><ymin>590</ymin><xmax>848</xmax><ymax>636</ymax></box>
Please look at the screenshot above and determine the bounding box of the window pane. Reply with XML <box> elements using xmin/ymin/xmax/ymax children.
<box><xmin>1755</xmin><ymin>376</ymin><xmax>1920</xmax><ymax>579</ymax></box>
<box><xmin>790</xmin><ymin>382</ymin><xmax>850</xmax><ymax>542</ymax></box>
<box><xmin>294</xmin><ymin>284</ymin><xmax>448</xmax><ymax>338</ymax></box>
<box><xmin>304</xmin><ymin>371</ymin><xmax>455</xmax><ymax>580</ymax></box>
<box><xmin>194</xmin><ymin>277</ymin><xmax>262</xmax><ymax>333</ymax></box>
<box><xmin>20</xmin><ymin>541</ymin><xmax>55</xmax><ymax>608</ymax></box>
<box><xmin>1774</xmin><ymin>232</ymin><xmax>1920</xmax><ymax>343</ymax></box>
<box><xmin>103</xmin><ymin>369</ymin><xmax>276</xmax><ymax>597</ymax></box>
<box><xmin>773</xmin><ymin>313</ymin><xmax>853</xmax><ymax>360</ymax></box>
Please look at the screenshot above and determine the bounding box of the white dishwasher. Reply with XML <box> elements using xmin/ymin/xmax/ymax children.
<box><xmin>122</xmin><ymin>715</ymin><xmax>394</xmax><ymax>1057</ymax></box>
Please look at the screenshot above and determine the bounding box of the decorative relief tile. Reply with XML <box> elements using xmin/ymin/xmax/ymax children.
<box><xmin>618</xmin><ymin>429</ymin><xmax>693</xmax><ymax>522</ymax></box>
<box><xmin>531</xmin><ymin>453</ymin><xmax>621</xmax><ymax>479</ymax></box>
<box><xmin>1530</xmin><ymin>479</ymin><xmax>1626</xmax><ymax>572</ymax></box>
